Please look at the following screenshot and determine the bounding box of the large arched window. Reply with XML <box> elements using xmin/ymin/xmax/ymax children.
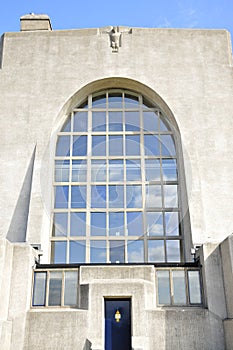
<box><xmin>51</xmin><ymin>89</ymin><xmax>184</xmax><ymax>264</ymax></box>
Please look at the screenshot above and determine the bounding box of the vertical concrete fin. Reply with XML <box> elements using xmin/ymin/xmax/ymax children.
<box><xmin>0</xmin><ymin>34</ymin><xmax>4</xmax><ymax>69</ymax></box>
<box><xmin>6</xmin><ymin>146</ymin><xmax>36</xmax><ymax>242</ymax></box>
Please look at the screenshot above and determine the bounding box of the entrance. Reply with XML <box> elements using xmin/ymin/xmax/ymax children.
<box><xmin>105</xmin><ymin>298</ymin><xmax>131</xmax><ymax>350</ymax></box>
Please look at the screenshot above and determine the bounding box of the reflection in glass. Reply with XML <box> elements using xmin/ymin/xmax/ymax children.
<box><xmin>164</xmin><ymin>185</ymin><xmax>178</xmax><ymax>208</ymax></box>
<box><xmin>70</xmin><ymin>240</ymin><xmax>86</xmax><ymax>263</ymax></box>
<box><xmin>172</xmin><ymin>270</ymin><xmax>186</xmax><ymax>304</ymax></box>
<box><xmin>146</xmin><ymin>185</ymin><xmax>162</xmax><ymax>208</ymax></box>
<box><xmin>91</xmin><ymin>185</ymin><xmax>106</xmax><ymax>208</ymax></box>
<box><xmin>70</xmin><ymin>212</ymin><xmax>86</xmax><ymax>236</ymax></box>
<box><xmin>110</xmin><ymin>240</ymin><xmax>125</xmax><ymax>263</ymax></box>
<box><xmin>92</xmin><ymin>136</ymin><xmax>106</xmax><ymax>156</ymax></box>
<box><xmin>55</xmin><ymin>160</ymin><xmax>70</xmax><ymax>182</ymax></box>
<box><xmin>92</xmin><ymin>111</ymin><xmax>106</xmax><ymax>131</ymax></box>
<box><xmin>90</xmin><ymin>240</ymin><xmax>106</xmax><ymax>262</ymax></box>
<box><xmin>109</xmin><ymin>160</ymin><xmax>124</xmax><ymax>182</ymax></box>
<box><xmin>188</xmin><ymin>271</ymin><xmax>202</xmax><ymax>304</ymax></box>
<box><xmin>92</xmin><ymin>94</ymin><xmax>106</xmax><ymax>108</ymax></box>
<box><xmin>125</xmin><ymin>111</ymin><xmax>140</xmax><ymax>131</ymax></box>
<box><xmin>166</xmin><ymin>240</ymin><xmax>180</xmax><ymax>262</ymax></box>
<box><xmin>33</xmin><ymin>272</ymin><xmax>47</xmax><ymax>306</ymax></box>
<box><xmin>72</xmin><ymin>160</ymin><xmax>87</xmax><ymax>182</ymax></box>
<box><xmin>143</xmin><ymin>111</ymin><xmax>159</xmax><ymax>132</ymax></box>
<box><xmin>127</xmin><ymin>212</ymin><xmax>143</xmax><ymax>236</ymax></box>
<box><xmin>145</xmin><ymin>159</ymin><xmax>160</xmax><ymax>181</ymax></box>
<box><xmin>64</xmin><ymin>271</ymin><xmax>78</xmax><ymax>306</ymax></box>
<box><xmin>56</xmin><ymin>136</ymin><xmax>70</xmax><ymax>156</ymax></box>
<box><xmin>53</xmin><ymin>213</ymin><xmax>68</xmax><ymax>237</ymax></box>
<box><xmin>146</xmin><ymin>212</ymin><xmax>163</xmax><ymax>236</ymax></box>
<box><xmin>165</xmin><ymin>212</ymin><xmax>179</xmax><ymax>236</ymax></box>
<box><xmin>125</xmin><ymin>135</ymin><xmax>140</xmax><ymax>156</ymax></box>
<box><xmin>127</xmin><ymin>240</ymin><xmax>144</xmax><ymax>262</ymax></box>
<box><xmin>71</xmin><ymin>186</ymin><xmax>86</xmax><ymax>208</ymax></box>
<box><xmin>157</xmin><ymin>270</ymin><xmax>170</xmax><ymax>304</ymax></box>
<box><xmin>161</xmin><ymin>135</ymin><xmax>176</xmax><ymax>156</ymax></box>
<box><xmin>144</xmin><ymin>135</ymin><xmax>160</xmax><ymax>156</ymax></box>
<box><xmin>109</xmin><ymin>212</ymin><xmax>124</xmax><ymax>236</ymax></box>
<box><xmin>148</xmin><ymin>240</ymin><xmax>165</xmax><ymax>262</ymax></box>
<box><xmin>109</xmin><ymin>111</ymin><xmax>123</xmax><ymax>131</ymax></box>
<box><xmin>124</xmin><ymin>94</ymin><xmax>139</xmax><ymax>108</ymax></box>
<box><xmin>73</xmin><ymin>136</ymin><xmax>87</xmax><ymax>156</ymax></box>
<box><xmin>126</xmin><ymin>160</ymin><xmax>141</xmax><ymax>181</ymax></box>
<box><xmin>73</xmin><ymin>111</ymin><xmax>88</xmax><ymax>132</ymax></box>
<box><xmin>48</xmin><ymin>272</ymin><xmax>62</xmax><ymax>306</ymax></box>
<box><xmin>61</xmin><ymin>117</ymin><xmax>71</xmax><ymax>132</ymax></box>
<box><xmin>109</xmin><ymin>135</ymin><xmax>123</xmax><ymax>156</ymax></box>
<box><xmin>109</xmin><ymin>185</ymin><xmax>124</xmax><ymax>208</ymax></box>
<box><xmin>51</xmin><ymin>241</ymin><xmax>67</xmax><ymax>263</ymax></box>
<box><xmin>91</xmin><ymin>212</ymin><xmax>106</xmax><ymax>236</ymax></box>
<box><xmin>108</xmin><ymin>93</ymin><xmax>122</xmax><ymax>108</ymax></box>
<box><xmin>91</xmin><ymin>160</ymin><xmax>106</xmax><ymax>182</ymax></box>
<box><xmin>55</xmin><ymin>186</ymin><xmax>69</xmax><ymax>208</ymax></box>
<box><xmin>126</xmin><ymin>185</ymin><xmax>142</xmax><ymax>208</ymax></box>
<box><xmin>162</xmin><ymin>159</ymin><xmax>177</xmax><ymax>181</ymax></box>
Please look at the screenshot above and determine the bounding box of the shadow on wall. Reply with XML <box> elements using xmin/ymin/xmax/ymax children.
<box><xmin>83</xmin><ymin>339</ymin><xmax>92</xmax><ymax>350</ymax></box>
<box><xmin>6</xmin><ymin>146</ymin><xmax>36</xmax><ymax>242</ymax></box>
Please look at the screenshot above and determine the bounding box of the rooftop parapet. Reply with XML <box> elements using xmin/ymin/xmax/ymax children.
<box><xmin>20</xmin><ymin>13</ymin><xmax>52</xmax><ymax>31</ymax></box>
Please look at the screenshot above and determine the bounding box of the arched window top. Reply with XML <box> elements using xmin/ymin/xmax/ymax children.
<box><xmin>52</xmin><ymin>89</ymin><xmax>184</xmax><ymax>264</ymax></box>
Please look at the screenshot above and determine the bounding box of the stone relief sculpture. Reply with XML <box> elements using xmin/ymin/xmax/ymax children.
<box><xmin>100</xmin><ymin>26</ymin><xmax>132</xmax><ymax>52</ymax></box>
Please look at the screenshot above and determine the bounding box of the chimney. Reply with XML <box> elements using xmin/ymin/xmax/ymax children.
<box><xmin>20</xmin><ymin>14</ymin><xmax>52</xmax><ymax>31</ymax></box>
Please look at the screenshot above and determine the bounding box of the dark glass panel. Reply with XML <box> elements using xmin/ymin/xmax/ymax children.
<box><xmin>73</xmin><ymin>111</ymin><xmax>88</xmax><ymax>132</ymax></box>
<box><xmin>73</xmin><ymin>136</ymin><xmax>87</xmax><ymax>156</ymax></box>
<box><xmin>48</xmin><ymin>272</ymin><xmax>62</xmax><ymax>306</ymax></box>
<box><xmin>32</xmin><ymin>272</ymin><xmax>47</xmax><ymax>306</ymax></box>
<box><xmin>64</xmin><ymin>271</ymin><xmax>78</xmax><ymax>306</ymax></box>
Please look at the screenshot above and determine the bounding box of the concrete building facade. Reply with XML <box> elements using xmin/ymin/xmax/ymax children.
<box><xmin>0</xmin><ymin>14</ymin><xmax>233</xmax><ymax>349</ymax></box>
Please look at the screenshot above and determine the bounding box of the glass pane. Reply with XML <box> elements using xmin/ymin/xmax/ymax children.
<box><xmin>109</xmin><ymin>212</ymin><xmax>124</xmax><ymax>236</ymax></box>
<box><xmin>108</xmin><ymin>93</ymin><xmax>122</xmax><ymax>108</ymax></box>
<box><xmin>55</xmin><ymin>186</ymin><xmax>69</xmax><ymax>208</ymax></box>
<box><xmin>33</xmin><ymin>272</ymin><xmax>47</xmax><ymax>306</ymax></box>
<box><xmin>91</xmin><ymin>160</ymin><xmax>106</xmax><ymax>182</ymax></box>
<box><xmin>92</xmin><ymin>94</ymin><xmax>106</xmax><ymax>108</ymax></box>
<box><xmin>126</xmin><ymin>212</ymin><xmax>143</xmax><ymax>236</ymax></box>
<box><xmin>56</xmin><ymin>136</ymin><xmax>70</xmax><ymax>156</ymax></box>
<box><xmin>73</xmin><ymin>111</ymin><xmax>88</xmax><ymax>132</ymax></box>
<box><xmin>73</xmin><ymin>136</ymin><xmax>87</xmax><ymax>156</ymax></box>
<box><xmin>70</xmin><ymin>212</ymin><xmax>86</xmax><ymax>236</ymax></box>
<box><xmin>92</xmin><ymin>111</ymin><xmax>106</xmax><ymax>131</ymax></box>
<box><xmin>64</xmin><ymin>271</ymin><xmax>78</xmax><ymax>306</ymax></box>
<box><xmin>126</xmin><ymin>160</ymin><xmax>141</xmax><ymax>181</ymax></box>
<box><xmin>72</xmin><ymin>160</ymin><xmax>87</xmax><ymax>182</ymax></box>
<box><xmin>165</xmin><ymin>212</ymin><xmax>179</xmax><ymax>236</ymax></box>
<box><xmin>110</xmin><ymin>240</ymin><xmax>125</xmax><ymax>263</ymax></box>
<box><xmin>109</xmin><ymin>185</ymin><xmax>124</xmax><ymax>208</ymax></box>
<box><xmin>109</xmin><ymin>160</ymin><xmax>124</xmax><ymax>182</ymax></box>
<box><xmin>55</xmin><ymin>160</ymin><xmax>70</xmax><ymax>182</ymax></box>
<box><xmin>52</xmin><ymin>213</ymin><xmax>68</xmax><ymax>237</ymax></box>
<box><xmin>161</xmin><ymin>135</ymin><xmax>176</xmax><ymax>156</ymax></box>
<box><xmin>109</xmin><ymin>111</ymin><xmax>123</xmax><ymax>131</ymax></box>
<box><xmin>148</xmin><ymin>240</ymin><xmax>165</xmax><ymax>262</ymax></box>
<box><xmin>172</xmin><ymin>270</ymin><xmax>186</xmax><ymax>304</ymax></box>
<box><xmin>125</xmin><ymin>135</ymin><xmax>140</xmax><ymax>156</ymax></box>
<box><xmin>166</xmin><ymin>240</ymin><xmax>180</xmax><ymax>262</ymax></box>
<box><xmin>160</xmin><ymin>118</ymin><xmax>169</xmax><ymax>131</ymax></box>
<box><xmin>91</xmin><ymin>185</ymin><xmax>106</xmax><ymax>208</ymax></box>
<box><xmin>92</xmin><ymin>136</ymin><xmax>106</xmax><ymax>156</ymax></box>
<box><xmin>109</xmin><ymin>135</ymin><xmax>123</xmax><ymax>156</ymax></box>
<box><xmin>61</xmin><ymin>117</ymin><xmax>71</xmax><ymax>132</ymax></box>
<box><xmin>126</xmin><ymin>185</ymin><xmax>142</xmax><ymax>208</ymax></box>
<box><xmin>71</xmin><ymin>186</ymin><xmax>86</xmax><ymax>208</ymax></box>
<box><xmin>143</xmin><ymin>111</ymin><xmax>159</xmax><ymax>132</ymax></box>
<box><xmin>144</xmin><ymin>135</ymin><xmax>160</xmax><ymax>156</ymax></box>
<box><xmin>51</xmin><ymin>241</ymin><xmax>67</xmax><ymax>263</ymax></box>
<box><xmin>90</xmin><ymin>240</ymin><xmax>106</xmax><ymax>262</ymax></box>
<box><xmin>157</xmin><ymin>270</ymin><xmax>171</xmax><ymax>304</ymax></box>
<box><xmin>164</xmin><ymin>185</ymin><xmax>178</xmax><ymax>208</ymax></box>
<box><xmin>125</xmin><ymin>111</ymin><xmax>140</xmax><ymax>131</ymax></box>
<box><xmin>145</xmin><ymin>159</ymin><xmax>160</xmax><ymax>181</ymax></box>
<box><xmin>188</xmin><ymin>271</ymin><xmax>202</xmax><ymax>304</ymax></box>
<box><xmin>127</xmin><ymin>240</ymin><xmax>144</xmax><ymax>262</ymax></box>
<box><xmin>162</xmin><ymin>159</ymin><xmax>177</xmax><ymax>181</ymax></box>
<box><xmin>146</xmin><ymin>185</ymin><xmax>162</xmax><ymax>208</ymax></box>
<box><xmin>124</xmin><ymin>94</ymin><xmax>139</xmax><ymax>108</ymax></box>
<box><xmin>91</xmin><ymin>212</ymin><xmax>106</xmax><ymax>236</ymax></box>
<box><xmin>48</xmin><ymin>272</ymin><xmax>62</xmax><ymax>306</ymax></box>
<box><xmin>70</xmin><ymin>240</ymin><xmax>86</xmax><ymax>263</ymax></box>
<box><xmin>146</xmin><ymin>212</ymin><xmax>163</xmax><ymax>236</ymax></box>
<box><xmin>142</xmin><ymin>97</ymin><xmax>154</xmax><ymax>109</ymax></box>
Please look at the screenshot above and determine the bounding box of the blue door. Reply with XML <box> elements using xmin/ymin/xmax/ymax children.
<box><xmin>105</xmin><ymin>299</ymin><xmax>131</xmax><ymax>350</ymax></box>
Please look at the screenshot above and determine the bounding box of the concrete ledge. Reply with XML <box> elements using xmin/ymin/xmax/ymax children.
<box><xmin>20</xmin><ymin>14</ymin><xmax>52</xmax><ymax>31</ymax></box>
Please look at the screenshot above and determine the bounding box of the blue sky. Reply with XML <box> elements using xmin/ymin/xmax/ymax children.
<box><xmin>1</xmin><ymin>0</ymin><xmax>233</xmax><ymax>40</ymax></box>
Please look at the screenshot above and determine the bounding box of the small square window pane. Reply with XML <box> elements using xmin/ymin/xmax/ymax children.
<box><xmin>145</xmin><ymin>159</ymin><xmax>161</xmax><ymax>181</ymax></box>
<box><xmin>51</xmin><ymin>241</ymin><xmax>67</xmax><ymax>263</ymax></box>
<box><xmin>71</xmin><ymin>186</ymin><xmax>86</xmax><ymax>208</ymax></box>
<box><xmin>126</xmin><ymin>185</ymin><xmax>142</xmax><ymax>208</ymax></box>
<box><xmin>148</xmin><ymin>240</ymin><xmax>165</xmax><ymax>262</ymax></box>
<box><xmin>166</xmin><ymin>240</ymin><xmax>180</xmax><ymax>262</ymax></box>
<box><xmin>124</xmin><ymin>94</ymin><xmax>139</xmax><ymax>108</ymax></box>
<box><xmin>162</xmin><ymin>159</ymin><xmax>177</xmax><ymax>181</ymax></box>
<box><xmin>110</xmin><ymin>240</ymin><xmax>125</xmax><ymax>263</ymax></box>
<box><xmin>91</xmin><ymin>185</ymin><xmax>106</xmax><ymax>208</ymax></box>
<box><xmin>125</xmin><ymin>135</ymin><xmax>140</xmax><ymax>156</ymax></box>
<box><xmin>48</xmin><ymin>272</ymin><xmax>62</xmax><ymax>306</ymax></box>
<box><xmin>146</xmin><ymin>185</ymin><xmax>162</xmax><ymax>208</ymax></box>
<box><xmin>73</xmin><ymin>111</ymin><xmax>88</xmax><ymax>132</ymax></box>
<box><xmin>144</xmin><ymin>135</ymin><xmax>160</xmax><ymax>156</ymax></box>
<box><xmin>61</xmin><ymin>117</ymin><xmax>71</xmax><ymax>132</ymax></box>
<box><xmin>55</xmin><ymin>186</ymin><xmax>69</xmax><ymax>208</ymax></box>
<box><xmin>109</xmin><ymin>185</ymin><xmax>124</xmax><ymax>208</ymax></box>
<box><xmin>92</xmin><ymin>94</ymin><xmax>106</xmax><ymax>108</ymax></box>
<box><xmin>108</xmin><ymin>93</ymin><xmax>122</xmax><ymax>108</ymax></box>
<box><xmin>64</xmin><ymin>271</ymin><xmax>78</xmax><ymax>306</ymax></box>
<box><xmin>109</xmin><ymin>112</ymin><xmax>123</xmax><ymax>131</ymax></box>
<box><xmin>125</xmin><ymin>111</ymin><xmax>140</xmax><ymax>131</ymax></box>
<box><xmin>172</xmin><ymin>270</ymin><xmax>186</xmax><ymax>304</ymax></box>
<box><xmin>91</xmin><ymin>212</ymin><xmax>106</xmax><ymax>236</ymax></box>
<box><xmin>91</xmin><ymin>160</ymin><xmax>106</xmax><ymax>182</ymax></box>
<box><xmin>146</xmin><ymin>212</ymin><xmax>163</xmax><ymax>236</ymax></box>
<box><xmin>126</xmin><ymin>160</ymin><xmax>141</xmax><ymax>181</ymax></box>
<box><xmin>92</xmin><ymin>136</ymin><xmax>106</xmax><ymax>156</ymax></box>
<box><xmin>188</xmin><ymin>271</ymin><xmax>202</xmax><ymax>304</ymax></box>
<box><xmin>55</xmin><ymin>160</ymin><xmax>70</xmax><ymax>182</ymax></box>
<box><xmin>164</xmin><ymin>185</ymin><xmax>178</xmax><ymax>208</ymax></box>
<box><xmin>126</xmin><ymin>212</ymin><xmax>143</xmax><ymax>236</ymax></box>
<box><xmin>70</xmin><ymin>240</ymin><xmax>86</xmax><ymax>263</ymax></box>
<box><xmin>70</xmin><ymin>212</ymin><xmax>86</xmax><ymax>236</ymax></box>
<box><xmin>92</xmin><ymin>111</ymin><xmax>106</xmax><ymax>131</ymax></box>
<box><xmin>73</xmin><ymin>136</ymin><xmax>87</xmax><ymax>156</ymax></box>
<box><xmin>143</xmin><ymin>111</ymin><xmax>159</xmax><ymax>132</ymax></box>
<box><xmin>127</xmin><ymin>240</ymin><xmax>144</xmax><ymax>262</ymax></box>
<box><xmin>72</xmin><ymin>160</ymin><xmax>87</xmax><ymax>182</ymax></box>
<box><xmin>109</xmin><ymin>212</ymin><xmax>124</xmax><ymax>236</ymax></box>
<box><xmin>165</xmin><ymin>212</ymin><xmax>179</xmax><ymax>236</ymax></box>
<box><xmin>33</xmin><ymin>272</ymin><xmax>47</xmax><ymax>306</ymax></box>
<box><xmin>109</xmin><ymin>160</ymin><xmax>124</xmax><ymax>182</ymax></box>
<box><xmin>52</xmin><ymin>213</ymin><xmax>68</xmax><ymax>237</ymax></box>
<box><xmin>90</xmin><ymin>240</ymin><xmax>106</xmax><ymax>262</ymax></box>
<box><xmin>56</xmin><ymin>136</ymin><xmax>70</xmax><ymax>156</ymax></box>
<box><xmin>157</xmin><ymin>270</ymin><xmax>171</xmax><ymax>304</ymax></box>
<box><xmin>161</xmin><ymin>135</ymin><xmax>176</xmax><ymax>156</ymax></box>
<box><xmin>109</xmin><ymin>136</ymin><xmax>123</xmax><ymax>156</ymax></box>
